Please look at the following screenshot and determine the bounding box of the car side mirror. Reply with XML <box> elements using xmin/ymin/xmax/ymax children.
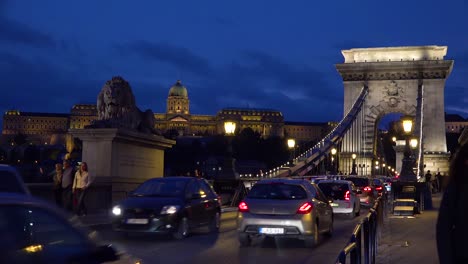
<box><xmin>92</xmin><ymin>245</ymin><xmax>119</xmax><ymax>262</ymax></box>
<box><xmin>127</xmin><ymin>190</ymin><xmax>135</xmax><ymax>197</ymax></box>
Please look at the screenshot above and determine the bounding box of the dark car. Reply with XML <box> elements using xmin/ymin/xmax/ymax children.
<box><xmin>372</xmin><ymin>178</ymin><xmax>387</xmax><ymax>196</ymax></box>
<box><xmin>0</xmin><ymin>164</ymin><xmax>30</xmax><ymax>194</ymax></box>
<box><xmin>111</xmin><ymin>177</ymin><xmax>221</xmax><ymax>239</ymax></box>
<box><xmin>0</xmin><ymin>193</ymin><xmax>139</xmax><ymax>264</ymax></box>
<box><xmin>344</xmin><ymin>176</ymin><xmax>377</xmax><ymax>206</ymax></box>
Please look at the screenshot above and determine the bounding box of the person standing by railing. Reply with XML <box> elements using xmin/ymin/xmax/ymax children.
<box><xmin>436</xmin><ymin>141</ymin><xmax>468</xmax><ymax>263</ymax></box>
<box><xmin>72</xmin><ymin>162</ymin><xmax>92</xmax><ymax>216</ymax></box>
<box><xmin>61</xmin><ymin>160</ymin><xmax>75</xmax><ymax>212</ymax></box>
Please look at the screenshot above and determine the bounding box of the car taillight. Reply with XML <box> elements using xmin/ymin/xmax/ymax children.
<box><xmin>238</xmin><ymin>201</ymin><xmax>249</xmax><ymax>212</ymax></box>
<box><xmin>363</xmin><ymin>186</ymin><xmax>372</xmax><ymax>192</ymax></box>
<box><xmin>297</xmin><ymin>202</ymin><xmax>313</xmax><ymax>214</ymax></box>
<box><xmin>345</xmin><ymin>190</ymin><xmax>350</xmax><ymax>201</ymax></box>
<box><xmin>376</xmin><ymin>186</ymin><xmax>383</xmax><ymax>191</ymax></box>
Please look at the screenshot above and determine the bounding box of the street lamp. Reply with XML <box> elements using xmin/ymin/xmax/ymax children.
<box><xmin>399</xmin><ymin>116</ymin><xmax>417</xmax><ymax>181</ymax></box>
<box><xmin>287</xmin><ymin>139</ymin><xmax>296</xmax><ymax>164</ymax></box>
<box><xmin>221</xmin><ymin>121</ymin><xmax>238</xmax><ymax>179</ymax></box>
<box><xmin>331</xmin><ymin>148</ymin><xmax>337</xmax><ymax>175</ymax></box>
<box><xmin>351</xmin><ymin>153</ymin><xmax>357</xmax><ymax>175</ymax></box>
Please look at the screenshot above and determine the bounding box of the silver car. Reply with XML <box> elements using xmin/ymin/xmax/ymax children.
<box><xmin>236</xmin><ymin>179</ymin><xmax>334</xmax><ymax>248</ymax></box>
<box><xmin>317</xmin><ymin>180</ymin><xmax>361</xmax><ymax>219</ymax></box>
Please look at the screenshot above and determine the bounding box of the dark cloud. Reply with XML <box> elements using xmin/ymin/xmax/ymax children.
<box><xmin>238</xmin><ymin>50</ymin><xmax>341</xmax><ymax>102</ymax></box>
<box><xmin>116</xmin><ymin>41</ymin><xmax>213</xmax><ymax>76</ymax></box>
<box><xmin>452</xmin><ymin>51</ymin><xmax>468</xmax><ymax>69</ymax></box>
<box><xmin>213</xmin><ymin>17</ymin><xmax>235</xmax><ymax>26</ymax></box>
<box><xmin>0</xmin><ymin>17</ymin><xmax>55</xmax><ymax>48</ymax></box>
<box><xmin>445</xmin><ymin>86</ymin><xmax>468</xmax><ymax>116</ymax></box>
<box><xmin>0</xmin><ymin>51</ymin><xmax>100</xmax><ymax>116</ymax></box>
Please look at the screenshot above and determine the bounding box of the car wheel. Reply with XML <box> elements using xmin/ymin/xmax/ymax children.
<box><xmin>304</xmin><ymin>222</ymin><xmax>319</xmax><ymax>248</ymax></box>
<box><xmin>173</xmin><ymin>217</ymin><xmax>189</xmax><ymax>240</ymax></box>
<box><xmin>238</xmin><ymin>233</ymin><xmax>251</xmax><ymax>247</ymax></box>
<box><xmin>209</xmin><ymin>211</ymin><xmax>220</xmax><ymax>233</ymax></box>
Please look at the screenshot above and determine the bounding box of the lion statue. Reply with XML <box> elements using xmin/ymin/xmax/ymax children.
<box><xmin>88</xmin><ymin>76</ymin><xmax>159</xmax><ymax>134</ymax></box>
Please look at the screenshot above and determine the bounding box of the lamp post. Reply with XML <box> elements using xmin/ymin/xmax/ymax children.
<box><xmin>331</xmin><ymin>148</ymin><xmax>337</xmax><ymax>175</ymax></box>
<box><xmin>221</xmin><ymin>121</ymin><xmax>238</xmax><ymax>179</ymax></box>
<box><xmin>399</xmin><ymin>116</ymin><xmax>417</xmax><ymax>181</ymax></box>
<box><xmin>287</xmin><ymin>139</ymin><xmax>296</xmax><ymax>164</ymax></box>
<box><xmin>374</xmin><ymin>160</ymin><xmax>379</xmax><ymax>176</ymax></box>
<box><xmin>351</xmin><ymin>153</ymin><xmax>357</xmax><ymax>175</ymax></box>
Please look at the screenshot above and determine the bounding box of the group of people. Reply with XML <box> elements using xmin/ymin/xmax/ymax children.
<box><xmin>50</xmin><ymin>160</ymin><xmax>92</xmax><ymax>216</ymax></box>
<box><xmin>424</xmin><ymin>170</ymin><xmax>443</xmax><ymax>194</ymax></box>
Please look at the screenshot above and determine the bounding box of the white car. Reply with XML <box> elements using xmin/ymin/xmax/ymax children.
<box><xmin>317</xmin><ymin>180</ymin><xmax>361</xmax><ymax>219</ymax></box>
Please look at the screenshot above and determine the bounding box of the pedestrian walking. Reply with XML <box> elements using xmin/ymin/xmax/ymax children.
<box><xmin>436</xmin><ymin>141</ymin><xmax>468</xmax><ymax>263</ymax></box>
<box><xmin>425</xmin><ymin>170</ymin><xmax>433</xmax><ymax>193</ymax></box>
<box><xmin>49</xmin><ymin>163</ymin><xmax>63</xmax><ymax>207</ymax></box>
<box><xmin>436</xmin><ymin>172</ymin><xmax>442</xmax><ymax>192</ymax></box>
<box><xmin>72</xmin><ymin>162</ymin><xmax>92</xmax><ymax>216</ymax></box>
<box><xmin>61</xmin><ymin>160</ymin><xmax>75</xmax><ymax>212</ymax></box>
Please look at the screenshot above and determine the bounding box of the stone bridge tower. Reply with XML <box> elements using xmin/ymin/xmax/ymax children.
<box><xmin>335</xmin><ymin>46</ymin><xmax>453</xmax><ymax>176</ymax></box>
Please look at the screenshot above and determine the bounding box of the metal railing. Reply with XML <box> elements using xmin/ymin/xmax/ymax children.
<box><xmin>335</xmin><ymin>195</ymin><xmax>386</xmax><ymax>264</ymax></box>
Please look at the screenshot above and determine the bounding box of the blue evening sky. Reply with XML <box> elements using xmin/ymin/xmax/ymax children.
<box><xmin>1</xmin><ymin>0</ymin><xmax>467</xmax><ymax>131</ymax></box>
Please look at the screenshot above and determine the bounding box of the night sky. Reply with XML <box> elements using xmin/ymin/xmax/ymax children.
<box><xmin>1</xmin><ymin>0</ymin><xmax>467</xmax><ymax>131</ymax></box>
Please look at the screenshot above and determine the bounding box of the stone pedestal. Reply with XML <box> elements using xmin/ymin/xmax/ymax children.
<box><xmin>69</xmin><ymin>128</ymin><xmax>175</xmax><ymax>209</ymax></box>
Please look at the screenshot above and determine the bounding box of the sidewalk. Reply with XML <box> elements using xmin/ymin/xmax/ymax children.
<box><xmin>78</xmin><ymin>206</ymin><xmax>238</xmax><ymax>228</ymax></box>
<box><xmin>376</xmin><ymin>192</ymin><xmax>442</xmax><ymax>264</ymax></box>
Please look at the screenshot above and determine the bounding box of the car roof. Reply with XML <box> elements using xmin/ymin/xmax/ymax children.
<box><xmin>0</xmin><ymin>192</ymin><xmax>53</xmax><ymax>206</ymax></box>
<box><xmin>145</xmin><ymin>176</ymin><xmax>197</xmax><ymax>182</ymax></box>
<box><xmin>255</xmin><ymin>178</ymin><xmax>309</xmax><ymax>185</ymax></box>
<box><xmin>0</xmin><ymin>192</ymin><xmax>68</xmax><ymax>219</ymax></box>
<box><xmin>0</xmin><ymin>164</ymin><xmax>31</xmax><ymax>195</ymax></box>
<box><xmin>317</xmin><ymin>180</ymin><xmax>353</xmax><ymax>185</ymax></box>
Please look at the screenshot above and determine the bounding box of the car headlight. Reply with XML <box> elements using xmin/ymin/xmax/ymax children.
<box><xmin>160</xmin><ymin>205</ymin><xmax>180</xmax><ymax>215</ymax></box>
<box><xmin>112</xmin><ymin>206</ymin><xmax>122</xmax><ymax>216</ymax></box>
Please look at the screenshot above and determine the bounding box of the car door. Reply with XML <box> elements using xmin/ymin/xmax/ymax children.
<box><xmin>185</xmin><ymin>180</ymin><xmax>205</xmax><ymax>226</ymax></box>
<box><xmin>312</xmin><ymin>184</ymin><xmax>333</xmax><ymax>231</ymax></box>
<box><xmin>198</xmin><ymin>180</ymin><xmax>218</xmax><ymax>222</ymax></box>
<box><xmin>0</xmin><ymin>204</ymin><xmax>95</xmax><ymax>263</ymax></box>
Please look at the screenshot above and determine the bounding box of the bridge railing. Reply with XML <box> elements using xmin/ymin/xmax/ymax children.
<box><xmin>287</xmin><ymin>86</ymin><xmax>369</xmax><ymax>176</ymax></box>
<box><xmin>335</xmin><ymin>195</ymin><xmax>386</xmax><ymax>264</ymax></box>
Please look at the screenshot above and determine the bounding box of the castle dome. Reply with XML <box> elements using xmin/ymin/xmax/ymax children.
<box><xmin>168</xmin><ymin>80</ymin><xmax>188</xmax><ymax>98</ymax></box>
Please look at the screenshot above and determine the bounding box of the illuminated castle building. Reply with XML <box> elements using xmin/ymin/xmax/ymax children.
<box><xmin>1</xmin><ymin>80</ymin><xmax>330</xmax><ymax>145</ymax></box>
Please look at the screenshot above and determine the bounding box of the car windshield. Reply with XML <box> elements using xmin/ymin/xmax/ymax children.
<box><xmin>346</xmin><ymin>177</ymin><xmax>369</xmax><ymax>187</ymax></box>
<box><xmin>132</xmin><ymin>179</ymin><xmax>187</xmax><ymax>197</ymax></box>
<box><xmin>0</xmin><ymin>171</ymin><xmax>25</xmax><ymax>193</ymax></box>
<box><xmin>373</xmin><ymin>179</ymin><xmax>383</xmax><ymax>186</ymax></box>
<box><xmin>318</xmin><ymin>182</ymin><xmax>349</xmax><ymax>200</ymax></box>
<box><xmin>247</xmin><ymin>183</ymin><xmax>307</xmax><ymax>200</ymax></box>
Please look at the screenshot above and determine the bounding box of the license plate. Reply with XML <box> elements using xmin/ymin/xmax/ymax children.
<box><xmin>330</xmin><ymin>203</ymin><xmax>339</xmax><ymax>207</ymax></box>
<box><xmin>259</xmin><ymin>227</ymin><xmax>284</xmax><ymax>234</ymax></box>
<box><xmin>126</xmin><ymin>218</ymin><xmax>149</xmax><ymax>224</ymax></box>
